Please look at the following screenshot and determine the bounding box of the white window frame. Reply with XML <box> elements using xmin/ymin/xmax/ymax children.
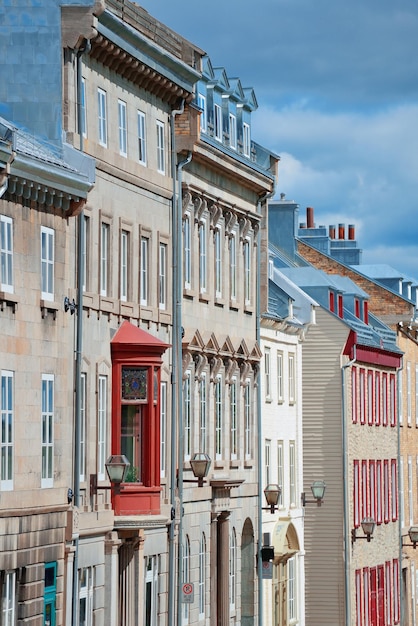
<box><xmin>243</xmin><ymin>238</ymin><xmax>251</xmax><ymax>305</ymax></box>
<box><xmin>182</xmin><ymin>538</ymin><xmax>190</xmax><ymax>624</ymax></box>
<box><xmin>288</xmin><ymin>556</ymin><xmax>297</xmax><ymax>623</ymax></box>
<box><xmin>288</xmin><ymin>353</ymin><xmax>296</xmax><ymax>404</ymax></box>
<box><xmin>160</xmin><ymin>381</ymin><xmax>167</xmax><ymax>478</ymax></box>
<box><xmin>215</xmin><ymin>376</ymin><xmax>223</xmax><ymax>460</ymax></box>
<box><xmin>183</xmin><ymin>213</ymin><xmax>191</xmax><ymax>289</ymax></box>
<box><xmin>156</xmin><ymin>120</ymin><xmax>165</xmax><ymax>174</ymax></box>
<box><xmin>199</xmin><ymin>374</ymin><xmax>207</xmax><ymax>454</ymax></box>
<box><xmin>229</xmin><ymin>113</ymin><xmax>237</xmax><ymax>150</ymax></box>
<box><xmin>277</xmin><ymin>440</ymin><xmax>284</xmax><ymax>507</ymax></box>
<box><xmin>277</xmin><ymin>352</ymin><xmax>284</xmax><ymax>403</ymax></box>
<box><xmin>409</xmin><ymin>456</ymin><xmax>413</xmax><ymax>526</ymax></box>
<box><xmin>80</xmin><ymin>76</ymin><xmax>87</xmax><ymax>138</ymax></box>
<box><xmin>41</xmin><ymin>374</ymin><xmax>54</xmax><ymax>488</ymax></box>
<box><xmin>80</xmin><ymin>372</ymin><xmax>86</xmax><ymax>482</ymax></box>
<box><xmin>0</xmin><ymin>370</ymin><xmax>13</xmax><ymax>490</ymax></box>
<box><xmin>214</xmin><ymin>227</ymin><xmax>222</xmax><ymax>298</ymax></box>
<box><xmin>416</xmin><ymin>365</ymin><xmax>418</xmax><ymax>427</ymax></box>
<box><xmin>198</xmin><ymin>93</ymin><xmax>207</xmax><ymax>133</ymax></box>
<box><xmin>199</xmin><ymin>221</ymin><xmax>207</xmax><ymax>294</ymax></box>
<box><xmin>264</xmin><ymin>347</ymin><xmax>271</xmax><ymax>400</ymax></box>
<box><xmin>81</xmin><ymin>214</ymin><xmax>89</xmax><ymax>293</ymax></box>
<box><xmin>79</xmin><ymin>566</ymin><xmax>94</xmax><ymax>626</ymax></box>
<box><xmin>145</xmin><ymin>556</ymin><xmax>158</xmax><ymax>626</ymax></box>
<box><xmin>97</xmin><ymin>375</ymin><xmax>107</xmax><ymax>480</ymax></box>
<box><xmin>1</xmin><ymin>571</ymin><xmax>16</xmax><ymax>625</ymax></box>
<box><xmin>198</xmin><ymin>534</ymin><xmax>206</xmax><ymax>620</ymax></box>
<box><xmin>100</xmin><ymin>223</ymin><xmax>109</xmax><ymax>297</ymax></box>
<box><xmin>289</xmin><ymin>441</ymin><xmax>296</xmax><ymax>507</ymax></box>
<box><xmin>243</xmin><ymin>122</ymin><xmax>250</xmax><ymax>157</ymax></box>
<box><xmin>184</xmin><ymin>372</ymin><xmax>191</xmax><ymax>461</ymax></box>
<box><xmin>0</xmin><ymin>215</ymin><xmax>13</xmax><ymax>293</ymax></box>
<box><xmin>41</xmin><ymin>226</ymin><xmax>54</xmax><ymax>301</ymax></box>
<box><xmin>158</xmin><ymin>242</ymin><xmax>167</xmax><ymax>310</ymax></box>
<box><xmin>230</xmin><ymin>378</ymin><xmax>237</xmax><ymax>460</ymax></box>
<box><xmin>229</xmin><ymin>233</ymin><xmax>237</xmax><ymax>301</ymax></box>
<box><xmin>265</xmin><ymin>439</ymin><xmax>271</xmax><ymax>486</ymax></box>
<box><xmin>97</xmin><ymin>88</ymin><xmax>107</xmax><ymax>147</ymax></box>
<box><xmin>118</xmin><ymin>99</ymin><xmax>127</xmax><ymax>157</ymax></box>
<box><xmin>244</xmin><ymin>382</ymin><xmax>251</xmax><ymax>460</ymax></box>
<box><xmin>214</xmin><ymin>103</ymin><xmax>222</xmax><ymax>141</ymax></box>
<box><xmin>140</xmin><ymin>236</ymin><xmax>149</xmax><ymax>306</ymax></box>
<box><xmin>137</xmin><ymin>110</ymin><xmax>147</xmax><ymax>165</ymax></box>
<box><xmin>229</xmin><ymin>529</ymin><xmax>237</xmax><ymax>614</ymax></box>
<box><xmin>120</xmin><ymin>230</ymin><xmax>128</xmax><ymax>302</ymax></box>
<box><xmin>407</xmin><ymin>362</ymin><xmax>412</xmax><ymax>426</ymax></box>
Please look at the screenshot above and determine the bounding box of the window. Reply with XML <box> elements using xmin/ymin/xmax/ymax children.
<box><xmin>362</xmin><ymin>460</ymin><xmax>368</xmax><ymax>520</ymax></box>
<box><xmin>214</xmin><ymin>103</ymin><xmax>222</xmax><ymax>141</ymax></box>
<box><xmin>158</xmin><ymin>242</ymin><xmax>167</xmax><ymax>310</ymax></box>
<box><xmin>229</xmin><ymin>234</ymin><xmax>237</xmax><ymax>301</ymax></box>
<box><xmin>382</xmin><ymin>373</ymin><xmax>388</xmax><ymax>427</ymax></box>
<box><xmin>199</xmin><ymin>221</ymin><xmax>207</xmax><ymax>294</ymax></box>
<box><xmin>0</xmin><ymin>215</ymin><xmax>13</xmax><ymax>293</ymax></box>
<box><xmin>160</xmin><ymin>382</ymin><xmax>167</xmax><ymax>478</ymax></box>
<box><xmin>363</xmin><ymin>301</ymin><xmax>369</xmax><ymax>324</ymax></box>
<box><xmin>329</xmin><ymin>291</ymin><xmax>335</xmax><ymax>313</ymax></box>
<box><xmin>288</xmin><ymin>556</ymin><xmax>296</xmax><ymax>622</ymax></box>
<box><xmin>352</xmin><ymin>367</ymin><xmax>358</xmax><ymax>423</ymax></box>
<box><xmin>230</xmin><ymin>378</ymin><xmax>237</xmax><ymax>460</ymax></box>
<box><xmin>265</xmin><ymin>439</ymin><xmax>271</xmax><ymax>486</ymax></box>
<box><xmin>199</xmin><ymin>374</ymin><xmax>207</xmax><ymax>454</ymax></box>
<box><xmin>79</xmin><ymin>567</ymin><xmax>94</xmax><ymax>626</ymax></box>
<box><xmin>415</xmin><ymin>365</ymin><xmax>418</xmax><ymax>426</ymax></box>
<box><xmin>140</xmin><ymin>236</ymin><xmax>149</xmax><ymax>306</ymax></box>
<box><xmin>277</xmin><ymin>352</ymin><xmax>284</xmax><ymax>403</ymax></box>
<box><xmin>385</xmin><ymin>562</ymin><xmax>392</xmax><ymax>625</ymax></box>
<box><xmin>80</xmin><ymin>76</ymin><xmax>87</xmax><ymax>137</ymax></box>
<box><xmin>289</xmin><ymin>441</ymin><xmax>296</xmax><ymax>507</ymax></box>
<box><xmin>393</xmin><ymin>560</ymin><xmax>400</xmax><ymax>624</ymax></box>
<box><xmin>369</xmin><ymin>461</ymin><xmax>376</xmax><ymax>523</ymax></box>
<box><xmin>399</xmin><ymin>457</ymin><xmax>404</xmax><ymax>527</ymax></box>
<box><xmin>182</xmin><ymin>537</ymin><xmax>190</xmax><ymax>624</ymax></box>
<box><xmin>367</xmin><ymin>371</ymin><xmax>374</xmax><ymax>426</ymax></box>
<box><xmin>363</xmin><ymin>568</ymin><xmax>370</xmax><ymax>626</ymax></box>
<box><xmin>184</xmin><ymin>372</ymin><xmax>191</xmax><ymax>460</ymax></box>
<box><xmin>408</xmin><ymin>456</ymin><xmax>413</xmax><ymax>526</ymax></box>
<box><xmin>118</xmin><ymin>99</ymin><xmax>127</xmax><ymax>156</ymax></box>
<box><xmin>375</xmin><ymin>373</ymin><xmax>381</xmax><ymax>426</ymax></box>
<box><xmin>399</xmin><ymin>369</ymin><xmax>403</xmax><ymax>426</ymax></box>
<box><xmin>156</xmin><ymin>121</ymin><xmax>165</xmax><ymax>174</ymax></box>
<box><xmin>120</xmin><ymin>230</ymin><xmax>129</xmax><ymax>302</ymax></box>
<box><xmin>214</xmin><ymin>228</ymin><xmax>222</xmax><ymax>298</ymax></box>
<box><xmin>1</xmin><ymin>571</ymin><xmax>15</xmax><ymax>625</ymax></box>
<box><xmin>390</xmin><ymin>374</ymin><xmax>396</xmax><ymax>427</ymax></box>
<box><xmin>197</xmin><ymin>93</ymin><xmax>206</xmax><ymax>133</ymax></box>
<box><xmin>243</xmin><ymin>239</ymin><xmax>251</xmax><ymax>305</ymax></box>
<box><xmin>337</xmin><ymin>293</ymin><xmax>343</xmax><ymax>318</ymax></box>
<box><xmin>80</xmin><ymin>373</ymin><xmax>86</xmax><ymax>482</ymax></box>
<box><xmin>264</xmin><ymin>348</ymin><xmax>271</xmax><ymax>399</ymax></box>
<box><xmin>97</xmin><ymin>375</ymin><xmax>107</xmax><ymax>480</ymax></box>
<box><xmin>137</xmin><ymin>111</ymin><xmax>147</xmax><ymax>165</ymax></box>
<box><xmin>183</xmin><ymin>213</ymin><xmax>191</xmax><ymax>289</ymax></box>
<box><xmin>145</xmin><ymin>556</ymin><xmax>158</xmax><ymax>626</ymax></box>
<box><xmin>244</xmin><ymin>383</ymin><xmax>251</xmax><ymax>459</ymax></box>
<box><xmin>407</xmin><ymin>363</ymin><xmax>412</xmax><ymax>425</ymax></box>
<box><xmin>215</xmin><ymin>376</ymin><xmax>223</xmax><ymax>460</ymax></box>
<box><xmin>81</xmin><ymin>214</ymin><xmax>89</xmax><ymax>292</ymax></box>
<box><xmin>355</xmin><ymin>570</ymin><xmax>362</xmax><ymax>626</ymax></box>
<box><xmin>354</xmin><ymin>460</ymin><xmax>360</xmax><ymax>527</ymax></box>
<box><xmin>100</xmin><ymin>223</ymin><xmax>109</xmax><ymax>297</ymax></box>
<box><xmin>229</xmin><ymin>529</ymin><xmax>237</xmax><ymax>613</ymax></box>
<box><xmin>383</xmin><ymin>460</ymin><xmax>390</xmax><ymax>523</ymax></box>
<box><xmin>277</xmin><ymin>441</ymin><xmax>284</xmax><ymax>507</ymax></box>
<box><xmin>243</xmin><ymin>122</ymin><xmax>250</xmax><ymax>157</ymax></box>
<box><xmin>41</xmin><ymin>374</ymin><xmax>54</xmax><ymax>487</ymax></box>
<box><xmin>359</xmin><ymin>369</ymin><xmax>366</xmax><ymax>425</ymax></box>
<box><xmin>376</xmin><ymin>460</ymin><xmax>382</xmax><ymax>524</ymax></box>
<box><xmin>0</xmin><ymin>370</ymin><xmax>13</xmax><ymax>489</ymax></box>
<box><xmin>354</xmin><ymin>298</ymin><xmax>360</xmax><ymax>319</ymax></box>
<box><xmin>288</xmin><ymin>354</ymin><xmax>296</xmax><ymax>404</ymax></box>
<box><xmin>229</xmin><ymin>113</ymin><xmax>237</xmax><ymax>149</ymax></box>
<box><xmin>97</xmin><ymin>88</ymin><xmax>107</xmax><ymax>147</ymax></box>
<box><xmin>41</xmin><ymin>226</ymin><xmax>54</xmax><ymax>301</ymax></box>
<box><xmin>199</xmin><ymin>534</ymin><xmax>206</xmax><ymax>620</ymax></box>
<box><xmin>391</xmin><ymin>459</ymin><xmax>398</xmax><ymax>521</ymax></box>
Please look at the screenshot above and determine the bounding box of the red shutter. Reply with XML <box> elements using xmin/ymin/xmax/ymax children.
<box><xmin>370</xmin><ymin>568</ymin><xmax>377</xmax><ymax>626</ymax></box>
<box><xmin>377</xmin><ymin>565</ymin><xmax>384</xmax><ymax>626</ymax></box>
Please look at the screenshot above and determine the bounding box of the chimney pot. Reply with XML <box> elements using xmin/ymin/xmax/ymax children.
<box><xmin>338</xmin><ymin>223</ymin><xmax>345</xmax><ymax>239</ymax></box>
<box><xmin>329</xmin><ymin>225</ymin><xmax>336</xmax><ymax>239</ymax></box>
<box><xmin>348</xmin><ymin>224</ymin><xmax>355</xmax><ymax>240</ymax></box>
<box><xmin>306</xmin><ymin>207</ymin><xmax>314</xmax><ymax>228</ymax></box>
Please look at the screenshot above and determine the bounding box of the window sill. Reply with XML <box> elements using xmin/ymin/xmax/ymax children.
<box><xmin>244</xmin><ymin>459</ymin><xmax>254</xmax><ymax>469</ymax></box>
<box><xmin>0</xmin><ymin>291</ymin><xmax>18</xmax><ymax>313</ymax></box>
<box><xmin>229</xmin><ymin>460</ymin><xmax>240</xmax><ymax>469</ymax></box>
<box><xmin>40</xmin><ymin>299</ymin><xmax>59</xmax><ymax>319</ymax></box>
<box><xmin>199</xmin><ymin>292</ymin><xmax>210</xmax><ymax>304</ymax></box>
<box><xmin>214</xmin><ymin>297</ymin><xmax>225</xmax><ymax>307</ymax></box>
<box><xmin>214</xmin><ymin>460</ymin><xmax>225</xmax><ymax>469</ymax></box>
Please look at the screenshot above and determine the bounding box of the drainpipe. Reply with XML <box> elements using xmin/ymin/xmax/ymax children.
<box><xmin>397</xmin><ymin>357</ymin><xmax>404</xmax><ymax>625</ymax></box>
<box><xmin>168</xmin><ymin>99</ymin><xmax>186</xmax><ymax>626</ymax></box>
<box><xmin>341</xmin><ymin>345</ymin><xmax>356</xmax><ymax>626</ymax></box>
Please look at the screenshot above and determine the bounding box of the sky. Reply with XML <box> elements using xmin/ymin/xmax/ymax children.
<box><xmin>139</xmin><ymin>0</ymin><xmax>418</xmax><ymax>281</ymax></box>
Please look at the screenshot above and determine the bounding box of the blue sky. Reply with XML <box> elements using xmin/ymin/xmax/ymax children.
<box><xmin>140</xmin><ymin>0</ymin><xmax>418</xmax><ymax>280</ymax></box>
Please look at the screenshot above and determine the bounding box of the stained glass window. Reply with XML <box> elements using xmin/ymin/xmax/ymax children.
<box><xmin>122</xmin><ymin>367</ymin><xmax>147</xmax><ymax>401</ymax></box>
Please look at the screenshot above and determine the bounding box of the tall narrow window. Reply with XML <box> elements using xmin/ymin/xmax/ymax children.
<box><xmin>407</xmin><ymin>363</ymin><xmax>412</xmax><ymax>425</ymax></box>
<box><xmin>288</xmin><ymin>354</ymin><xmax>296</xmax><ymax>404</ymax></box>
<box><xmin>363</xmin><ymin>568</ymin><xmax>370</xmax><ymax>626</ymax></box>
<box><xmin>214</xmin><ymin>104</ymin><xmax>222</xmax><ymax>141</ymax></box>
<box><xmin>145</xmin><ymin>556</ymin><xmax>158</xmax><ymax>626</ymax></box>
<box><xmin>354</xmin><ymin>460</ymin><xmax>360</xmax><ymax>527</ymax></box>
<box><xmin>156</xmin><ymin>120</ymin><xmax>165</xmax><ymax>174</ymax></box>
<box><xmin>100</xmin><ymin>223</ymin><xmax>109</xmax><ymax>297</ymax></box>
<box><xmin>0</xmin><ymin>370</ymin><xmax>13</xmax><ymax>489</ymax></box>
<box><xmin>230</xmin><ymin>378</ymin><xmax>237</xmax><ymax>460</ymax></box>
<box><xmin>184</xmin><ymin>373</ymin><xmax>191</xmax><ymax>460</ymax></box>
<box><xmin>393</xmin><ymin>560</ymin><xmax>400</xmax><ymax>624</ymax></box>
<box><xmin>399</xmin><ymin>369</ymin><xmax>403</xmax><ymax>425</ymax></box>
<box><xmin>359</xmin><ymin>369</ymin><xmax>366</xmax><ymax>425</ymax></box>
<box><xmin>369</xmin><ymin>460</ymin><xmax>376</xmax><ymax>523</ymax></box>
<box><xmin>352</xmin><ymin>367</ymin><xmax>358</xmax><ymax>423</ymax></box>
<box><xmin>408</xmin><ymin>456</ymin><xmax>413</xmax><ymax>526</ymax></box>
<box><xmin>97</xmin><ymin>375</ymin><xmax>107</xmax><ymax>480</ymax></box>
<box><xmin>244</xmin><ymin>383</ymin><xmax>251</xmax><ymax>459</ymax></box>
<box><xmin>120</xmin><ymin>230</ymin><xmax>129</xmax><ymax>302</ymax></box>
<box><xmin>264</xmin><ymin>348</ymin><xmax>271</xmax><ymax>399</ymax></box>
<box><xmin>80</xmin><ymin>76</ymin><xmax>87</xmax><ymax>137</ymax></box>
<box><xmin>118</xmin><ymin>99</ymin><xmax>127</xmax><ymax>156</ymax></box>
<box><xmin>375</xmin><ymin>372</ymin><xmax>381</xmax><ymax>426</ymax></box>
<box><xmin>80</xmin><ymin>373</ymin><xmax>86</xmax><ymax>482</ymax></box>
<box><xmin>158</xmin><ymin>242</ymin><xmax>167</xmax><ymax>310</ymax></box>
<box><xmin>197</xmin><ymin>94</ymin><xmax>207</xmax><ymax>133</ymax></box>
<box><xmin>97</xmin><ymin>88</ymin><xmax>107</xmax><ymax>147</ymax></box>
<box><xmin>383</xmin><ymin>460</ymin><xmax>390</xmax><ymax>524</ymax></box>
<box><xmin>215</xmin><ymin>376</ymin><xmax>223</xmax><ymax>459</ymax></box>
<box><xmin>277</xmin><ymin>441</ymin><xmax>284</xmax><ymax>507</ymax></box>
<box><xmin>1</xmin><ymin>571</ymin><xmax>16</xmax><ymax>625</ymax></box>
<box><xmin>390</xmin><ymin>374</ymin><xmax>396</xmax><ymax>427</ymax></box>
<box><xmin>367</xmin><ymin>370</ymin><xmax>374</xmax><ymax>426</ymax></box>
<box><xmin>229</xmin><ymin>529</ymin><xmax>237</xmax><ymax>613</ymax></box>
<box><xmin>41</xmin><ymin>226</ymin><xmax>54</xmax><ymax>301</ymax></box>
<box><xmin>277</xmin><ymin>352</ymin><xmax>284</xmax><ymax>403</ymax></box>
<box><xmin>199</xmin><ymin>374</ymin><xmax>207</xmax><ymax>454</ymax></box>
<box><xmin>289</xmin><ymin>441</ymin><xmax>296</xmax><ymax>506</ymax></box>
<box><xmin>214</xmin><ymin>228</ymin><xmax>222</xmax><ymax>298</ymax></box>
<box><xmin>382</xmin><ymin>373</ymin><xmax>388</xmax><ymax>427</ymax></box>
<box><xmin>81</xmin><ymin>214</ymin><xmax>89</xmax><ymax>292</ymax></box>
<box><xmin>182</xmin><ymin>537</ymin><xmax>190</xmax><ymax>624</ymax></box>
<box><xmin>183</xmin><ymin>213</ymin><xmax>191</xmax><ymax>289</ymax></box>
<box><xmin>137</xmin><ymin>111</ymin><xmax>147</xmax><ymax>165</ymax></box>
<box><xmin>265</xmin><ymin>439</ymin><xmax>271</xmax><ymax>486</ymax></box>
<box><xmin>160</xmin><ymin>382</ymin><xmax>167</xmax><ymax>478</ymax></box>
<box><xmin>199</xmin><ymin>534</ymin><xmax>206</xmax><ymax>620</ymax></box>
<box><xmin>79</xmin><ymin>567</ymin><xmax>94</xmax><ymax>626</ymax></box>
<box><xmin>243</xmin><ymin>239</ymin><xmax>251</xmax><ymax>305</ymax></box>
<box><xmin>288</xmin><ymin>556</ymin><xmax>297</xmax><ymax>622</ymax></box>
<box><xmin>199</xmin><ymin>221</ymin><xmax>207</xmax><ymax>294</ymax></box>
<box><xmin>415</xmin><ymin>365</ymin><xmax>418</xmax><ymax>426</ymax></box>
<box><xmin>243</xmin><ymin>122</ymin><xmax>250</xmax><ymax>157</ymax></box>
<box><xmin>355</xmin><ymin>570</ymin><xmax>362</xmax><ymax>626</ymax></box>
<box><xmin>376</xmin><ymin>460</ymin><xmax>382</xmax><ymax>525</ymax></box>
<box><xmin>229</xmin><ymin>233</ymin><xmax>237</xmax><ymax>301</ymax></box>
<box><xmin>140</xmin><ymin>236</ymin><xmax>149</xmax><ymax>306</ymax></box>
<box><xmin>391</xmin><ymin>459</ymin><xmax>398</xmax><ymax>521</ymax></box>
<box><xmin>41</xmin><ymin>374</ymin><xmax>54</xmax><ymax>487</ymax></box>
<box><xmin>229</xmin><ymin>113</ymin><xmax>237</xmax><ymax>150</ymax></box>
<box><xmin>0</xmin><ymin>215</ymin><xmax>13</xmax><ymax>293</ymax></box>
<box><xmin>385</xmin><ymin>562</ymin><xmax>392</xmax><ymax>625</ymax></box>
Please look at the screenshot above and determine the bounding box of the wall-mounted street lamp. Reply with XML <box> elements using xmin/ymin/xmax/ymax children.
<box><xmin>351</xmin><ymin>517</ymin><xmax>375</xmax><ymax>544</ymax></box>
<box><xmin>90</xmin><ymin>454</ymin><xmax>130</xmax><ymax>496</ymax></box>
<box><xmin>263</xmin><ymin>484</ymin><xmax>281</xmax><ymax>514</ymax></box>
<box><xmin>184</xmin><ymin>453</ymin><xmax>211</xmax><ymax>487</ymax></box>
<box><xmin>301</xmin><ymin>481</ymin><xmax>326</xmax><ymax>507</ymax></box>
<box><xmin>402</xmin><ymin>526</ymin><xmax>418</xmax><ymax>549</ymax></box>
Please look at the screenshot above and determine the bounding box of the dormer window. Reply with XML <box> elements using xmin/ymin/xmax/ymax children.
<box><xmin>363</xmin><ymin>300</ymin><xmax>369</xmax><ymax>324</ymax></box>
<box><xmin>329</xmin><ymin>291</ymin><xmax>335</xmax><ymax>313</ymax></box>
<box><xmin>354</xmin><ymin>298</ymin><xmax>360</xmax><ymax>318</ymax></box>
<box><xmin>337</xmin><ymin>294</ymin><xmax>343</xmax><ymax>318</ymax></box>
<box><xmin>243</xmin><ymin>122</ymin><xmax>250</xmax><ymax>157</ymax></box>
<box><xmin>229</xmin><ymin>113</ymin><xmax>237</xmax><ymax>150</ymax></box>
<box><xmin>198</xmin><ymin>93</ymin><xmax>207</xmax><ymax>133</ymax></box>
<box><xmin>214</xmin><ymin>104</ymin><xmax>222</xmax><ymax>141</ymax></box>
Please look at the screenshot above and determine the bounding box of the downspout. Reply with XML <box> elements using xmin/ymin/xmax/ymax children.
<box><xmin>341</xmin><ymin>344</ymin><xmax>356</xmax><ymax>626</ymax></box>
<box><xmin>397</xmin><ymin>356</ymin><xmax>404</xmax><ymax>625</ymax></box>
<box><xmin>71</xmin><ymin>39</ymin><xmax>89</xmax><ymax>626</ymax></box>
<box><xmin>256</xmin><ymin>188</ymin><xmax>275</xmax><ymax>625</ymax></box>
<box><xmin>168</xmin><ymin>99</ymin><xmax>185</xmax><ymax>626</ymax></box>
<box><xmin>175</xmin><ymin>150</ymin><xmax>192</xmax><ymax>626</ymax></box>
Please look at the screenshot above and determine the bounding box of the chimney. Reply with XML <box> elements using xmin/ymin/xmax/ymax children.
<box><xmin>329</xmin><ymin>225</ymin><xmax>336</xmax><ymax>239</ymax></box>
<box><xmin>338</xmin><ymin>223</ymin><xmax>345</xmax><ymax>239</ymax></box>
<box><xmin>306</xmin><ymin>207</ymin><xmax>314</xmax><ymax>228</ymax></box>
<box><xmin>348</xmin><ymin>224</ymin><xmax>355</xmax><ymax>240</ymax></box>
